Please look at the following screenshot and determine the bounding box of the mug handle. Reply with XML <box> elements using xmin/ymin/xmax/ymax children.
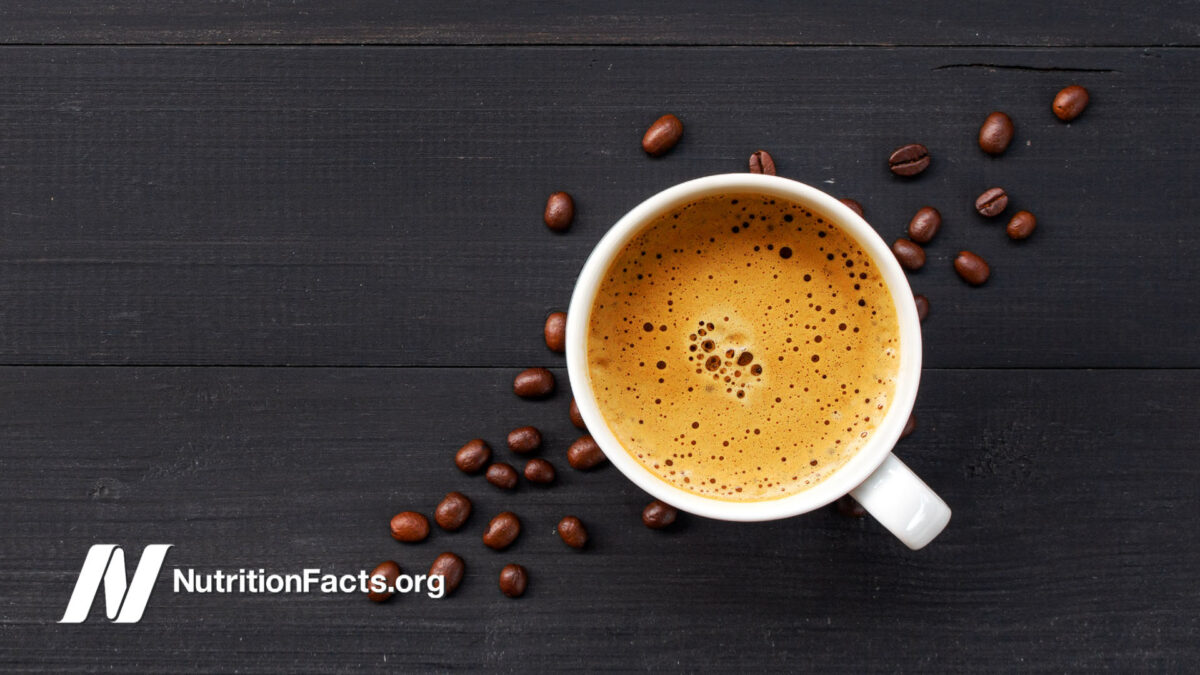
<box><xmin>850</xmin><ymin>453</ymin><xmax>951</xmax><ymax>550</ymax></box>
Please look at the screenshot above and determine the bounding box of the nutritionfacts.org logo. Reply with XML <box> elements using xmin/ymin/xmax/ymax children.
<box><xmin>60</xmin><ymin>544</ymin><xmax>443</xmax><ymax>624</ymax></box>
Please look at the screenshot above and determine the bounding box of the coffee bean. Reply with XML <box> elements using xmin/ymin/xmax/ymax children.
<box><xmin>975</xmin><ymin>187</ymin><xmax>1009</xmax><ymax>217</ymax></box>
<box><xmin>543</xmin><ymin>312</ymin><xmax>567</xmax><ymax>352</ymax></box>
<box><xmin>567</xmin><ymin>435</ymin><xmax>607</xmax><ymax>470</ymax></box>
<box><xmin>913</xmin><ymin>294</ymin><xmax>930</xmax><ymax>323</ymax></box>
<box><xmin>1006</xmin><ymin>210</ymin><xmax>1037</xmax><ymax>240</ymax></box>
<box><xmin>543</xmin><ymin>192</ymin><xmax>574</xmax><ymax>232</ymax></box>
<box><xmin>486</xmin><ymin>462</ymin><xmax>519</xmax><ymax>490</ymax></box>
<box><xmin>835</xmin><ymin>495</ymin><xmax>867</xmax><ymax>518</ymax></box>
<box><xmin>954</xmin><ymin>251</ymin><xmax>991</xmax><ymax>285</ymax></box>
<box><xmin>507</xmin><ymin>426</ymin><xmax>542</xmax><ymax>454</ymax></box>
<box><xmin>641</xmin><ymin>114</ymin><xmax>683</xmax><ymax>157</ymax></box>
<box><xmin>556</xmin><ymin>516</ymin><xmax>588</xmax><ymax>549</ymax></box>
<box><xmin>888</xmin><ymin>143</ymin><xmax>931</xmax><ymax>177</ymax></box>
<box><xmin>568</xmin><ymin>398</ymin><xmax>587</xmax><ymax>429</ymax></box>
<box><xmin>839</xmin><ymin>198</ymin><xmax>864</xmax><ymax>217</ymax></box>
<box><xmin>434</xmin><ymin>491</ymin><xmax>472</xmax><ymax>532</ymax></box>
<box><xmin>455</xmin><ymin>439</ymin><xmax>492</xmax><ymax>474</ymax></box>
<box><xmin>902</xmin><ymin>413</ymin><xmax>917</xmax><ymax>439</ymax></box>
<box><xmin>483</xmin><ymin>511</ymin><xmax>521</xmax><ymax>550</ymax></box>
<box><xmin>1053</xmin><ymin>85</ymin><xmax>1090</xmax><ymax>121</ymax></box>
<box><xmin>428</xmin><ymin>552</ymin><xmax>465</xmax><ymax>596</ymax></box>
<box><xmin>642</xmin><ymin>500</ymin><xmax>678</xmax><ymax>529</ymax></box>
<box><xmin>366</xmin><ymin>560</ymin><xmax>401</xmax><ymax>602</ymax></box>
<box><xmin>389</xmin><ymin>511</ymin><xmax>430</xmax><ymax>543</ymax></box>
<box><xmin>748</xmin><ymin>150</ymin><xmax>776</xmax><ymax>175</ymax></box>
<box><xmin>498</xmin><ymin>563</ymin><xmax>528</xmax><ymax>598</ymax></box>
<box><xmin>513</xmin><ymin>367</ymin><xmax>555</xmax><ymax>398</ymax></box>
<box><xmin>978</xmin><ymin>111</ymin><xmax>1015</xmax><ymax>155</ymax></box>
<box><xmin>907</xmin><ymin>206</ymin><xmax>942</xmax><ymax>244</ymax></box>
<box><xmin>891</xmin><ymin>238</ymin><xmax>926</xmax><ymax>271</ymax></box>
<box><xmin>523</xmin><ymin>458</ymin><xmax>556</xmax><ymax>484</ymax></box>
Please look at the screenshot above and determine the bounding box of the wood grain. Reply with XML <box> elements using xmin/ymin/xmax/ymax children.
<box><xmin>0</xmin><ymin>366</ymin><xmax>1195</xmax><ymax>671</ymax></box>
<box><xmin>0</xmin><ymin>47</ymin><xmax>1196</xmax><ymax>368</ymax></box>
<box><xmin>1</xmin><ymin>1</ymin><xmax>1197</xmax><ymax>46</ymax></box>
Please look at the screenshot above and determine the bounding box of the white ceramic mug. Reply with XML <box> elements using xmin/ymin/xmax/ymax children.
<box><xmin>565</xmin><ymin>174</ymin><xmax>951</xmax><ymax>550</ymax></box>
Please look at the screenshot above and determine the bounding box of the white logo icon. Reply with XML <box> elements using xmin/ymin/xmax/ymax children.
<box><xmin>59</xmin><ymin>544</ymin><xmax>173</xmax><ymax>623</ymax></box>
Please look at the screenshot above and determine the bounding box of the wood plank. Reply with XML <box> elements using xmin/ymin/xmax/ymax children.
<box><xmin>0</xmin><ymin>47</ymin><xmax>1195</xmax><ymax>368</ymax></box>
<box><xmin>1</xmin><ymin>1</ymin><xmax>1197</xmax><ymax>46</ymax></box>
<box><xmin>0</xmin><ymin>366</ymin><xmax>1195</xmax><ymax>671</ymax></box>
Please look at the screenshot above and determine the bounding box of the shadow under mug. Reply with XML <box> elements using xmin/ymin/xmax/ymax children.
<box><xmin>565</xmin><ymin>174</ymin><xmax>950</xmax><ymax>550</ymax></box>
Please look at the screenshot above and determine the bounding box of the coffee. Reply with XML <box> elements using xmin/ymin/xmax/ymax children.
<box><xmin>586</xmin><ymin>192</ymin><xmax>900</xmax><ymax>502</ymax></box>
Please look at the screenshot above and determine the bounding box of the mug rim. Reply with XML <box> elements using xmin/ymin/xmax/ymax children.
<box><xmin>565</xmin><ymin>174</ymin><xmax>922</xmax><ymax>521</ymax></box>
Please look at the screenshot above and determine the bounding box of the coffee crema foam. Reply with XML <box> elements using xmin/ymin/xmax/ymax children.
<box><xmin>586</xmin><ymin>193</ymin><xmax>900</xmax><ymax>502</ymax></box>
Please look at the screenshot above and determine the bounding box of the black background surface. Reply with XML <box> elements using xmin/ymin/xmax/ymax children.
<box><xmin>0</xmin><ymin>3</ymin><xmax>1197</xmax><ymax>672</ymax></box>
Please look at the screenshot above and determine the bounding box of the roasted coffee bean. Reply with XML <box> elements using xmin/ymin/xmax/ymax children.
<box><xmin>975</xmin><ymin>187</ymin><xmax>1009</xmax><ymax>217</ymax></box>
<box><xmin>543</xmin><ymin>311</ymin><xmax>567</xmax><ymax>352</ymax></box>
<box><xmin>1053</xmin><ymin>85</ymin><xmax>1090</xmax><ymax>121</ymax></box>
<box><xmin>1006</xmin><ymin>210</ymin><xmax>1037</xmax><ymax>240</ymax></box>
<box><xmin>892</xmin><ymin>239</ymin><xmax>926</xmax><ymax>271</ymax></box>
<box><xmin>367</xmin><ymin>560</ymin><xmax>401</xmax><ymax>602</ymax></box>
<box><xmin>978</xmin><ymin>111</ymin><xmax>1015</xmax><ymax>155</ymax></box>
<box><xmin>954</xmin><ymin>251</ymin><xmax>991</xmax><ymax>285</ymax></box>
<box><xmin>543</xmin><ymin>192</ymin><xmax>574</xmax><ymax>232</ymax></box>
<box><xmin>567</xmin><ymin>436</ymin><xmax>607</xmax><ymax>470</ymax></box>
<box><xmin>902</xmin><ymin>413</ymin><xmax>917</xmax><ymax>439</ymax></box>
<box><xmin>839</xmin><ymin>198</ymin><xmax>864</xmax><ymax>217</ymax></box>
<box><xmin>642</xmin><ymin>114</ymin><xmax>683</xmax><ymax>157</ymax></box>
<box><xmin>455</xmin><ymin>439</ymin><xmax>492</xmax><ymax>474</ymax></box>
<box><xmin>523</xmin><ymin>458</ymin><xmax>556</xmax><ymax>484</ymax></box>
<box><xmin>428</xmin><ymin>552</ymin><xmax>465</xmax><ymax>595</ymax></box>
<box><xmin>507</xmin><ymin>426</ymin><xmax>542</xmax><ymax>454</ymax></box>
<box><xmin>498</xmin><ymin>563</ymin><xmax>528</xmax><ymax>598</ymax></box>
<box><xmin>556</xmin><ymin>516</ymin><xmax>588</xmax><ymax>549</ymax></box>
<box><xmin>835</xmin><ymin>495</ymin><xmax>867</xmax><ymax>518</ymax></box>
<box><xmin>642</xmin><ymin>500</ymin><xmax>678</xmax><ymax>529</ymax></box>
<box><xmin>907</xmin><ymin>206</ymin><xmax>942</xmax><ymax>244</ymax></box>
<box><xmin>913</xmin><ymin>294</ymin><xmax>930</xmax><ymax>323</ymax></box>
<box><xmin>483</xmin><ymin>511</ymin><xmax>521</xmax><ymax>550</ymax></box>
<box><xmin>569</xmin><ymin>398</ymin><xmax>587</xmax><ymax>429</ymax></box>
<box><xmin>888</xmin><ymin>143</ymin><xmax>931</xmax><ymax>177</ymax></box>
<box><xmin>434</xmin><ymin>491</ymin><xmax>472</xmax><ymax>532</ymax></box>
<box><xmin>390</xmin><ymin>511</ymin><xmax>430</xmax><ymax>543</ymax></box>
<box><xmin>486</xmin><ymin>462</ymin><xmax>519</xmax><ymax>490</ymax></box>
<box><xmin>748</xmin><ymin>150</ymin><xmax>776</xmax><ymax>175</ymax></box>
<box><xmin>513</xmin><ymin>367</ymin><xmax>555</xmax><ymax>398</ymax></box>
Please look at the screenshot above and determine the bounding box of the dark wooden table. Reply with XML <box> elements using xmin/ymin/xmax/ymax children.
<box><xmin>1</xmin><ymin>3</ymin><xmax>1197</xmax><ymax>672</ymax></box>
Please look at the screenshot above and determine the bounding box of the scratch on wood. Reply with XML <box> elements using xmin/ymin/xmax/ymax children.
<box><xmin>933</xmin><ymin>63</ymin><xmax>1117</xmax><ymax>73</ymax></box>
